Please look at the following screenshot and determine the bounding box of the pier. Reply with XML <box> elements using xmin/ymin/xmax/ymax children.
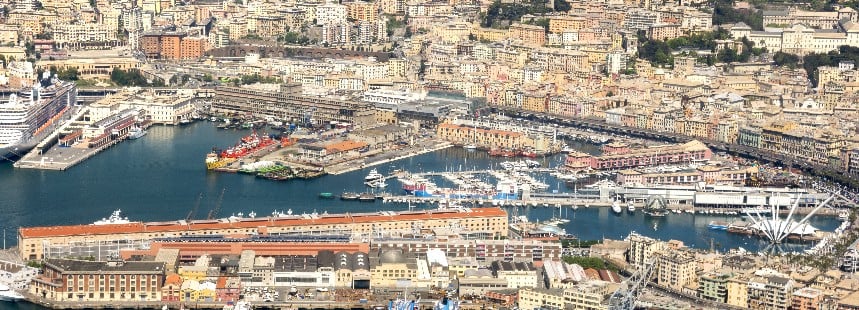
<box><xmin>14</xmin><ymin>110</ymin><xmax>153</xmax><ymax>171</ymax></box>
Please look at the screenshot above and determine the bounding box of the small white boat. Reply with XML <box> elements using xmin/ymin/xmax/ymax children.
<box><xmin>611</xmin><ymin>201</ymin><xmax>622</xmax><ymax>214</ymax></box>
<box><xmin>627</xmin><ymin>202</ymin><xmax>635</xmax><ymax>212</ymax></box>
<box><xmin>464</xmin><ymin>144</ymin><xmax>477</xmax><ymax>150</ymax></box>
<box><xmin>127</xmin><ymin>127</ymin><xmax>147</xmax><ymax>139</ymax></box>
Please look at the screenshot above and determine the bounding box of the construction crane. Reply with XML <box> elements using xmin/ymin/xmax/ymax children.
<box><xmin>608</xmin><ymin>259</ymin><xmax>656</xmax><ymax>310</ymax></box>
<box><xmin>186</xmin><ymin>192</ymin><xmax>203</xmax><ymax>221</ymax></box>
<box><xmin>207</xmin><ymin>188</ymin><xmax>227</xmax><ymax>220</ymax></box>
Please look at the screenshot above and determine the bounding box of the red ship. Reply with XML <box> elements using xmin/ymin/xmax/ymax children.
<box><xmin>219</xmin><ymin>131</ymin><xmax>277</xmax><ymax>159</ymax></box>
<box><xmin>519</xmin><ymin>149</ymin><xmax>537</xmax><ymax>158</ymax></box>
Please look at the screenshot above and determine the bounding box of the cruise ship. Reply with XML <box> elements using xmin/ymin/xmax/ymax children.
<box><xmin>0</xmin><ymin>77</ymin><xmax>77</xmax><ymax>160</ymax></box>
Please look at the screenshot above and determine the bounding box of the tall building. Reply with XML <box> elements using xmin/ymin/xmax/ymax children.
<box><xmin>656</xmin><ymin>251</ymin><xmax>697</xmax><ymax>291</ymax></box>
<box><xmin>627</xmin><ymin>233</ymin><xmax>665</xmax><ymax>267</ymax></box>
<box><xmin>30</xmin><ymin>259</ymin><xmax>165</xmax><ymax>303</ymax></box>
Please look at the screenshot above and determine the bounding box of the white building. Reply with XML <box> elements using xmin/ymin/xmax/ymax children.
<box><xmin>315</xmin><ymin>3</ymin><xmax>347</xmax><ymax>26</ymax></box>
<box><xmin>730</xmin><ymin>21</ymin><xmax>859</xmax><ymax>56</ymax></box>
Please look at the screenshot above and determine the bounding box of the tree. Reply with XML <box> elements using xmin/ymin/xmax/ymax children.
<box><xmin>717</xmin><ymin>48</ymin><xmax>737</xmax><ymax>63</ymax></box>
<box><xmin>553</xmin><ymin>0</ymin><xmax>570</xmax><ymax>12</ymax></box>
<box><xmin>713</xmin><ymin>0</ymin><xmax>763</xmax><ymax>30</ymax></box>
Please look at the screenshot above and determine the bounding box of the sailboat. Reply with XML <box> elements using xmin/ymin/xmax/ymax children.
<box><xmin>463</xmin><ymin>118</ymin><xmax>478</xmax><ymax>150</ymax></box>
<box><xmin>557</xmin><ymin>204</ymin><xmax>570</xmax><ymax>224</ymax></box>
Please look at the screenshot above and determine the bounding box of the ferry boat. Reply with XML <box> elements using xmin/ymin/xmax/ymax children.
<box><xmin>0</xmin><ymin>283</ymin><xmax>24</xmax><ymax>301</ymax></box>
<box><xmin>0</xmin><ymin>78</ymin><xmax>76</xmax><ymax>160</ymax></box>
<box><xmin>205</xmin><ymin>131</ymin><xmax>277</xmax><ymax>170</ymax></box>
<box><xmin>127</xmin><ymin>126</ymin><xmax>147</xmax><ymax>139</ymax></box>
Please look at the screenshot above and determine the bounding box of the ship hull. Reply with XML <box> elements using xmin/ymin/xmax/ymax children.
<box><xmin>0</xmin><ymin>87</ymin><xmax>77</xmax><ymax>161</ymax></box>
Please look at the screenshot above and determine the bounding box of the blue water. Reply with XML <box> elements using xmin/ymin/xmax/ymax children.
<box><xmin>0</xmin><ymin>121</ymin><xmax>844</xmax><ymax>309</ymax></box>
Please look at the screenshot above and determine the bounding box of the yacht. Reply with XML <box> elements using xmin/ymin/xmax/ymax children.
<box><xmin>463</xmin><ymin>144</ymin><xmax>477</xmax><ymax>150</ymax></box>
<box><xmin>611</xmin><ymin>200</ymin><xmax>622</xmax><ymax>214</ymax></box>
<box><xmin>627</xmin><ymin>202</ymin><xmax>636</xmax><ymax>212</ymax></box>
<box><xmin>93</xmin><ymin>210</ymin><xmax>132</xmax><ymax>225</ymax></box>
<box><xmin>0</xmin><ymin>284</ymin><xmax>24</xmax><ymax>301</ymax></box>
<box><xmin>127</xmin><ymin>126</ymin><xmax>147</xmax><ymax>140</ymax></box>
<box><xmin>365</xmin><ymin>169</ymin><xmax>384</xmax><ymax>182</ymax></box>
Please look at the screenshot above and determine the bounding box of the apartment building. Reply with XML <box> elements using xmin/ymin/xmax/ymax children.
<box><xmin>627</xmin><ymin>233</ymin><xmax>666</xmax><ymax>267</ymax></box>
<box><xmin>656</xmin><ymin>251</ymin><xmax>697</xmax><ymax>291</ymax></box>
<box><xmin>140</xmin><ymin>31</ymin><xmax>209</xmax><ymax>60</ymax></box>
<box><xmin>52</xmin><ymin>23</ymin><xmax>121</xmax><ymax>50</ymax></box>
<box><xmin>508</xmin><ymin>23</ymin><xmax>546</xmax><ymax>47</ymax></box>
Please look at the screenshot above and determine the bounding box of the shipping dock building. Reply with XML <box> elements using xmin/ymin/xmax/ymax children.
<box><xmin>17</xmin><ymin>207</ymin><xmax>508</xmax><ymax>261</ymax></box>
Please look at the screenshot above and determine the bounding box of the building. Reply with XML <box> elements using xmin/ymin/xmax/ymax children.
<box><xmin>747</xmin><ymin>275</ymin><xmax>795</xmax><ymax>310</ymax></box>
<box><xmin>140</xmin><ymin>31</ymin><xmax>209</xmax><ymax>60</ymax></box>
<box><xmin>52</xmin><ymin>23</ymin><xmax>121</xmax><ymax>50</ymax></box>
<box><xmin>518</xmin><ymin>288</ymin><xmax>565</xmax><ymax>310</ymax></box>
<box><xmin>508</xmin><ymin>23</ymin><xmax>546</xmax><ymax>47</ymax></box>
<box><xmin>30</xmin><ymin>259</ymin><xmax>165</xmax><ymax>302</ymax></box>
<box><xmin>212</xmin><ymin>84</ymin><xmax>376</xmax><ymax>128</ymax></box>
<box><xmin>697</xmin><ymin>272</ymin><xmax>731</xmax><ymax>303</ymax></box>
<box><xmin>627</xmin><ymin>233</ymin><xmax>665</xmax><ymax>267</ymax></box>
<box><xmin>18</xmin><ymin>208</ymin><xmax>508</xmax><ymax>260</ymax></box>
<box><xmin>491</xmin><ymin>261</ymin><xmax>537</xmax><ymax>289</ymax></box>
<box><xmin>566</xmin><ymin>140</ymin><xmax>712</xmax><ymax>170</ymax></box>
<box><xmin>563</xmin><ymin>281</ymin><xmax>615</xmax><ymax>310</ymax></box>
<box><xmin>762</xmin><ymin>7</ymin><xmax>857</xmax><ymax>30</ymax></box>
<box><xmin>792</xmin><ymin>287</ymin><xmax>823</xmax><ymax>310</ymax></box>
<box><xmin>656</xmin><ymin>251</ymin><xmax>697</xmax><ymax>291</ymax></box>
<box><xmin>730</xmin><ymin>20</ymin><xmax>859</xmax><ymax>56</ymax></box>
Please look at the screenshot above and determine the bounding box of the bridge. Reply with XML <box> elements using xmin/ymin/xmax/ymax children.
<box><xmin>495</xmin><ymin>108</ymin><xmax>859</xmax><ymax>190</ymax></box>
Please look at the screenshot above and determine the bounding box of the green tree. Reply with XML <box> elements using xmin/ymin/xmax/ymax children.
<box><xmin>553</xmin><ymin>0</ymin><xmax>570</xmax><ymax>12</ymax></box>
<box><xmin>717</xmin><ymin>48</ymin><xmax>737</xmax><ymax>63</ymax></box>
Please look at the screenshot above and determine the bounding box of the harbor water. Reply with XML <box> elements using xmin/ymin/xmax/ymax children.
<box><xmin>0</xmin><ymin>122</ymin><xmax>845</xmax><ymax>310</ymax></box>
<box><xmin>0</xmin><ymin>122</ymin><xmax>841</xmax><ymax>252</ymax></box>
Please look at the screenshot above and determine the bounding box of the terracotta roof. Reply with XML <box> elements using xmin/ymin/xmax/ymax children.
<box><xmin>165</xmin><ymin>273</ymin><xmax>183</xmax><ymax>285</ymax></box>
<box><xmin>20</xmin><ymin>207</ymin><xmax>507</xmax><ymax>238</ymax></box>
<box><xmin>324</xmin><ymin>140</ymin><xmax>368</xmax><ymax>153</ymax></box>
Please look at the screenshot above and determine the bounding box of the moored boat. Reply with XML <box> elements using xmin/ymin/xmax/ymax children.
<box><xmin>611</xmin><ymin>201</ymin><xmax>622</xmax><ymax>214</ymax></box>
<box><xmin>319</xmin><ymin>192</ymin><xmax>335</xmax><ymax>199</ymax></box>
<box><xmin>340</xmin><ymin>192</ymin><xmax>360</xmax><ymax>200</ymax></box>
<box><xmin>127</xmin><ymin>127</ymin><xmax>147</xmax><ymax>140</ymax></box>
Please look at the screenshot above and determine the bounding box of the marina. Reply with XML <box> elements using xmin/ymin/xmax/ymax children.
<box><xmin>0</xmin><ymin>122</ymin><xmax>846</xmax><ymax>254</ymax></box>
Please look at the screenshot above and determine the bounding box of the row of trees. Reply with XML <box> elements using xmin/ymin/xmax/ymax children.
<box><xmin>636</xmin><ymin>30</ymin><xmax>766</xmax><ymax>66</ymax></box>
<box><xmin>110</xmin><ymin>68</ymin><xmax>164</xmax><ymax>87</ymax></box>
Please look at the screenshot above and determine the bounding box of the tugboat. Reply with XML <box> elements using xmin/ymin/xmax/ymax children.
<box><xmin>340</xmin><ymin>192</ymin><xmax>360</xmax><ymax>200</ymax></box>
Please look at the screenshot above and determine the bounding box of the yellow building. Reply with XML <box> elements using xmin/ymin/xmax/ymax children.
<box><xmin>726</xmin><ymin>276</ymin><xmax>749</xmax><ymax>308</ymax></box>
<box><xmin>179</xmin><ymin>280</ymin><xmax>217</xmax><ymax>302</ymax></box>
<box><xmin>564</xmin><ymin>282</ymin><xmax>614</xmax><ymax>309</ymax></box>
<box><xmin>508</xmin><ymin>23</ymin><xmax>545</xmax><ymax>47</ymax></box>
<box><xmin>346</xmin><ymin>1</ymin><xmax>378</xmax><ymax>22</ymax></box>
<box><xmin>370</xmin><ymin>250</ymin><xmax>417</xmax><ymax>288</ymax></box>
<box><xmin>436</xmin><ymin>122</ymin><xmax>532</xmax><ymax>150</ymax></box>
<box><xmin>37</xmin><ymin>57</ymin><xmax>141</xmax><ymax>79</ymax></box>
<box><xmin>656</xmin><ymin>251</ymin><xmax>697</xmax><ymax>291</ymax></box>
<box><xmin>519</xmin><ymin>288</ymin><xmax>566</xmax><ymax>310</ymax></box>
<box><xmin>473</xmin><ymin>25</ymin><xmax>506</xmax><ymax>42</ymax></box>
<box><xmin>548</xmin><ymin>15</ymin><xmax>587</xmax><ymax>33</ymax></box>
<box><xmin>178</xmin><ymin>265</ymin><xmax>208</xmax><ymax>282</ymax></box>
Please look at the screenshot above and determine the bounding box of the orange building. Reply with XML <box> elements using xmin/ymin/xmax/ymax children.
<box><xmin>508</xmin><ymin>23</ymin><xmax>545</xmax><ymax>47</ymax></box>
<box><xmin>140</xmin><ymin>31</ymin><xmax>209</xmax><ymax>60</ymax></box>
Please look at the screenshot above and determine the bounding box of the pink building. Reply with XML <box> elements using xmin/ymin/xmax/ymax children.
<box><xmin>566</xmin><ymin>140</ymin><xmax>712</xmax><ymax>170</ymax></box>
<box><xmin>215</xmin><ymin>276</ymin><xmax>241</xmax><ymax>303</ymax></box>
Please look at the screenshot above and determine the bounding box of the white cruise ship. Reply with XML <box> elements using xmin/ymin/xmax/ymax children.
<box><xmin>0</xmin><ymin>77</ymin><xmax>76</xmax><ymax>160</ymax></box>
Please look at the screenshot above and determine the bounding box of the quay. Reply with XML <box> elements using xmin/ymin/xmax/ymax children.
<box><xmin>14</xmin><ymin>110</ymin><xmax>153</xmax><ymax>171</ymax></box>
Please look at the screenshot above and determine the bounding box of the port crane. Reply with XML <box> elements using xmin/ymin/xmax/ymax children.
<box><xmin>186</xmin><ymin>192</ymin><xmax>203</xmax><ymax>221</ymax></box>
<box><xmin>608</xmin><ymin>259</ymin><xmax>656</xmax><ymax>310</ymax></box>
<box><xmin>207</xmin><ymin>188</ymin><xmax>227</xmax><ymax>220</ymax></box>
